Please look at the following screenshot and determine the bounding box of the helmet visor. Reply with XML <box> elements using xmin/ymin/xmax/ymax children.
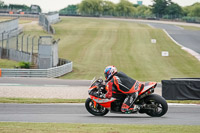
<box><xmin>104</xmin><ymin>73</ymin><xmax>108</xmax><ymax>79</ymax></box>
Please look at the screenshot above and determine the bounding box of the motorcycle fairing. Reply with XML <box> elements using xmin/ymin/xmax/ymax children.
<box><xmin>139</xmin><ymin>82</ymin><xmax>157</xmax><ymax>95</ymax></box>
<box><xmin>90</xmin><ymin>95</ymin><xmax>116</xmax><ymax>108</ymax></box>
<box><xmin>88</xmin><ymin>86</ymin><xmax>97</xmax><ymax>93</ymax></box>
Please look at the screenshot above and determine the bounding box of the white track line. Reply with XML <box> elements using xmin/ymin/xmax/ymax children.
<box><xmin>163</xmin><ymin>29</ymin><xmax>200</xmax><ymax>61</ymax></box>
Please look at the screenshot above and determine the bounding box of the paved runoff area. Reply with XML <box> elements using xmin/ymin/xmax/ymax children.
<box><xmin>0</xmin><ymin>78</ymin><xmax>161</xmax><ymax>99</ymax></box>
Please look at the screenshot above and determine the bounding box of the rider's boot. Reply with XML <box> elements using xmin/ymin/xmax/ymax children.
<box><xmin>121</xmin><ymin>106</ymin><xmax>139</xmax><ymax>114</ymax></box>
<box><xmin>121</xmin><ymin>103</ymin><xmax>131</xmax><ymax>114</ymax></box>
<box><xmin>129</xmin><ymin>104</ymin><xmax>140</xmax><ymax>112</ymax></box>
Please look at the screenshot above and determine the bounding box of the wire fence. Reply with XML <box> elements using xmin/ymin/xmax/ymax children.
<box><xmin>0</xmin><ymin>31</ymin><xmax>39</xmax><ymax>63</ymax></box>
<box><xmin>0</xmin><ymin>33</ymin><xmax>38</xmax><ymax>52</ymax></box>
<box><xmin>0</xmin><ymin>14</ymin><xmax>73</xmax><ymax>77</ymax></box>
<box><xmin>0</xmin><ymin>32</ymin><xmax>73</xmax><ymax>77</ymax></box>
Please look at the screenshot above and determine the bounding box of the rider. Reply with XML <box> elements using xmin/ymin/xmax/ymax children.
<box><xmin>103</xmin><ymin>65</ymin><xmax>143</xmax><ymax>113</ymax></box>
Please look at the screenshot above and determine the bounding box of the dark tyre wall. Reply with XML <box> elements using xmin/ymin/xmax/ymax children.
<box><xmin>162</xmin><ymin>79</ymin><xmax>200</xmax><ymax>100</ymax></box>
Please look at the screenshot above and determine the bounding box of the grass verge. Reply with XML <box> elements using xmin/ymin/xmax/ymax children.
<box><xmin>53</xmin><ymin>17</ymin><xmax>200</xmax><ymax>81</ymax></box>
<box><xmin>0</xmin><ymin>122</ymin><xmax>199</xmax><ymax>133</ymax></box>
<box><xmin>167</xmin><ymin>100</ymin><xmax>200</xmax><ymax>104</ymax></box>
<box><xmin>0</xmin><ymin>97</ymin><xmax>199</xmax><ymax>104</ymax></box>
<box><xmin>0</xmin><ymin>17</ymin><xmax>13</xmax><ymax>22</ymax></box>
<box><xmin>178</xmin><ymin>25</ymin><xmax>200</xmax><ymax>30</ymax></box>
<box><xmin>0</xmin><ymin>97</ymin><xmax>85</xmax><ymax>104</ymax></box>
<box><xmin>0</xmin><ymin>59</ymin><xmax>18</xmax><ymax>68</ymax></box>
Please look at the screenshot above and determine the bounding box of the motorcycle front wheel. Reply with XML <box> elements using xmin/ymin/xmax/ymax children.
<box><xmin>144</xmin><ymin>94</ymin><xmax>168</xmax><ymax>117</ymax></box>
<box><xmin>85</xmin><ymin>98</ymin><xmax>109</xmax><ymax>116</ymax></box>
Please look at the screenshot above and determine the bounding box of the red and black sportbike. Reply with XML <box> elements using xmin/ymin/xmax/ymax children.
<box><xmin>85</xmin><ymin>78</ymin><xmax>168</xmax><ymax>117</ymax></box>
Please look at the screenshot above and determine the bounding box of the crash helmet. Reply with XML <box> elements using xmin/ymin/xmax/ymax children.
<box><xmin>104</xmin><ymin>66</ymin><xmax>117</xmax><ymax>80</ymax></box>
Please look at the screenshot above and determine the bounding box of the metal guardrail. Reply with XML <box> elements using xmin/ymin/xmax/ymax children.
<box><xmin>0</xmin><ymin>59</ymin><xmax>73</xmax><ymax>78</ymax></box>
<box><xmin>39</xmin><ymin>13</ymin><xmax>60</xmax><ymax>34</ymax></box>
<box><xmin>0</xmin><ymin>13</ymin><xmax>39</xmax><ymax>18</ymax></box>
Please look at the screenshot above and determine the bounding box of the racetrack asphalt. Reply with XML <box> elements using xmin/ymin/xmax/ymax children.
<box><xmin>147</xmin><ymin>23</ymin><xmax>200</xmax><ymax>54</ymax></box>
<box><xmin>0</xmin><ymin>103</ymin><xmax>200</xmax><ymax>125</ymax></box>
<box><xmin>0</xmin><ymin>78</ymin><xmax>162</xmax><ymax>99</ymax></box>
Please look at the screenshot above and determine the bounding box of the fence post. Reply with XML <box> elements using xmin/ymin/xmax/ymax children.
<box><xmin>1</xmin><ymin>31</ymin><xmax>5</xmax><ymax>48</ymax></box>
<box><xmin>31</xmin><ymin>36</ymin><xmax>36</xmax><ymax>63</ymax></box>
<box><xmin>6</xmin><ymin>32</ymin><xmax>10</xmax><ymax>58</ymax></box>
<box><xmin>21</xmin><ymin>34</ymin><xmax>25</xmax><ymax>52</ymax></box>
<box><xmin>27</xmin><ymin>34</ymin><xmax>30</xmax><ymax>53</ymax></box>
<box><xmin>32</xmin><ymin>36</ymin><xmax>36</xmax><ymax>54</ymax></box>
<box><xmin>38</xmin><ymin>37</ymin><xmax>40</xmax><ymax>51</ymax></box>
<box><xmin>16</xmin><ymin>35</ymin><xmax>19</xmax><ymax>51</ymax></box>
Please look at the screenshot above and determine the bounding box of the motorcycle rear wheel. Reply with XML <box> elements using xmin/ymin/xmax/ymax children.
<box><xmin>144</xmin><ymin>94</ymin><xmax>168</xmax><ymax>117</ymax></box>
<box><xmin>85</xmin><ymin>98</ymin><xmax>109</xmax><ymax>116</ymax></box>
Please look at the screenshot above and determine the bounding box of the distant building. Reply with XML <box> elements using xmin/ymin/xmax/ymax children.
<box><xmin>30</xmin><ymin>5</ymin><xmax>41</xmax><ymax>14</ymax></box>
<box><xmin>137</xmin><ymin>1</ymin><xmax>143</xmax><ymax>5</ymax></box>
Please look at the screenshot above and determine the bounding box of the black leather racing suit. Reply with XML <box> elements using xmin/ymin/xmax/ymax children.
<box><xmin>105</xmin><ymin>72</ymin><xmax>143</xmax><ymax>112</ymax></box>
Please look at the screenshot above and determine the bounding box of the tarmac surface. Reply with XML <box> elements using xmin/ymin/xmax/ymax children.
<box><xmin>0</xmin><ymin>103</ymin><xmax>200</xmax><ymax>125</ymax></box>
<box><xmin>0</xmin><ymin>78</ymin><xmax>199</xmax><ymax>125</ymax></box>
<box><xmin>0</xmin><ymin>78</ymin><xmax>161</xmax><ymax>99</ymax></box>
<box><xmin>148</xmin><ymin>22</ymin><xmax>200</xmax><ymax>56</ymax></box>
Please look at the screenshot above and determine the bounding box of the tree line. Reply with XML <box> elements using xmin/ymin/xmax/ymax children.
<box><xmin>59</xmin><ymin>0</ymin><xmax>200</xmax><ymax>22</ymax></box>
<box><xmin>0</xmin><ymin>0</ymin><xmax>41</xmax><ymax>13</ymax></box>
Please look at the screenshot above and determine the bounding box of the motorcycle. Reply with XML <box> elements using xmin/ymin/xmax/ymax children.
<box><xmin>85</xmin><ymin>78</ymin><xmax>168</xmax><ymax>117</ymax></box>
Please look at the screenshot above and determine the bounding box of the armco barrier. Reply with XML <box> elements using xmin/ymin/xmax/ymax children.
<box><xmin>0</xmin><ymin>59</ymin><xmax>73</xmax><ymax>78</ymax></box>
<box><xmin>0</xmin><ymin>18</ymin><xmax>22</xmax><ymax>41</ymax></box>
<box><xmin>46</xmin><ymin>13</ymin><xmax>60</xmax><ymax>24</ymax></box>
<box><xmin>0</xmin><ymin>18</ymin><xmax>18</xmax><ymax>33</ymax></box>
<box><xmin>39</xmin><ymin>13</ymin><xmax>60</xmax><ymax>34</ymax></box>
<box><xmin>0</xmin><ymin>13</ymin><xmax>38</xmax><ymax>18</ymax></box>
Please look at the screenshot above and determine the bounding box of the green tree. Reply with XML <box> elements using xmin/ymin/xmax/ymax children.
<box><xmin>0</xmin><ymin>0</ymin><xmax>4</xmax><ymax>7</ymax></box>
<box><xmin>102</xmin><ymin>1</ymin><xmax>115</xmax><ymax>16</ymax></box>
<box><xmin>59</xmin><ymin>5</ymin><xmax>78</xmax><ymax>15</ymax></box>
<box><xmin>183</xmin><ymin>6</ymin><xmax>190</xmax><ymax>16</ymax></box>
<box><xmin>136</xmin><ymin>5</ymin><xmax>152</xmax><ymax>18</ymax></box>
<box><xmin>182</xmin><ymin>3</ymin><xmax>200</xmax><ymax>17</ymax></box>
<box><xmin>189</xmin><ymin>3</ymin><xmax>200</xmax><ymax>17</ymax></box>
<box><xmin>79</xmin><ymin>0</ymin><xmax>103</xmax><ymax>16</ymax></box>
<box><xmin>9</xmin><ymin>4</ymin><xmax>30</xmax><ymax>11</ymax></box>
<box><xmin>152</xmin><ymin>0</ymin><xmax>168</xmax><ymax>17</ymax></box>
<box><xmin>116</xmin><ymin>0</ymin><xmax>136</xmax><ymax>17</ymax></box>
<box><xmin>144</xmin><ymin>7</ymin><xmax>153</xmax><ymax>17</ymax></box>
<box><xmin>165</xmin><ymin>1</ymin><xmax>183</xmax><ymax>18</ymax></box>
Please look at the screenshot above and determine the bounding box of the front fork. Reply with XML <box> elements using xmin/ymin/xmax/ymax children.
<box><xmin>93</xmin><ymin>100</ymin><xmax>97</xmax><ymax>109</ymax></box>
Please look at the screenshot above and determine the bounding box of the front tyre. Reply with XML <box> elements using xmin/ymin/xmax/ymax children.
<box><xmin>144</xmin><ymin>94</ymin><xmax>168</xmax><ymax>117</ymax></box>
<box><xmin>85</xmin><ymin>98</ymin><xmax>109</xmax><ymax>116</ymax></box>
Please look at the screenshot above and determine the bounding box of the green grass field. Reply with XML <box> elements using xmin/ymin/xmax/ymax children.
<box><xmin>0</xmin><ymin>97</ymin><xmax>85</xmax><ymax>103</ymax></box>
<box><xmin>21</xmin><ymin>21</ymin><xmax>48</xmax><ymax>36</ymax></box>
<box><xmin>178</xmin><ymin>25</ymin><xmax>200</xmax><ymax>30</ymax></box>
<box><xmin>0</xmin><ymin>122</ymin><xmax>199</xmax><ymax>133</ymax></box>
<box><xmin>1</xmin><ymin>17</ymin><xmax>200</xmax><ymax>81</ymax></box>
<box><xmin>0</xmin><ymin>19</ymin><xmax>10</xmax><ymax>22</ymax></box>
<box><xmin>0</xmin><ymin>59</ymin><xmax>18</xmax><ymax>68</ymax></box>
<box><xmin>52</xmin><ymin>17</ymin><xmax>200</xmax><ymax>81</ymax></box>
<box><xmin>0</xmin><ymin>17</ymin><xmax>32</xmax><ymax>24</ymax></box>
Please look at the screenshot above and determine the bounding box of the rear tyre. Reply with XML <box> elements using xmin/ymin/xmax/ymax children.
<box><xmin>85</xmin><ymin>98</ymin><xmax>109</xmax><ymax>116</ymax></box>
<box><xmin>144</xmin><ymin>94</ymin><xmax>168</xmax><ymax>117</ymax></box>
